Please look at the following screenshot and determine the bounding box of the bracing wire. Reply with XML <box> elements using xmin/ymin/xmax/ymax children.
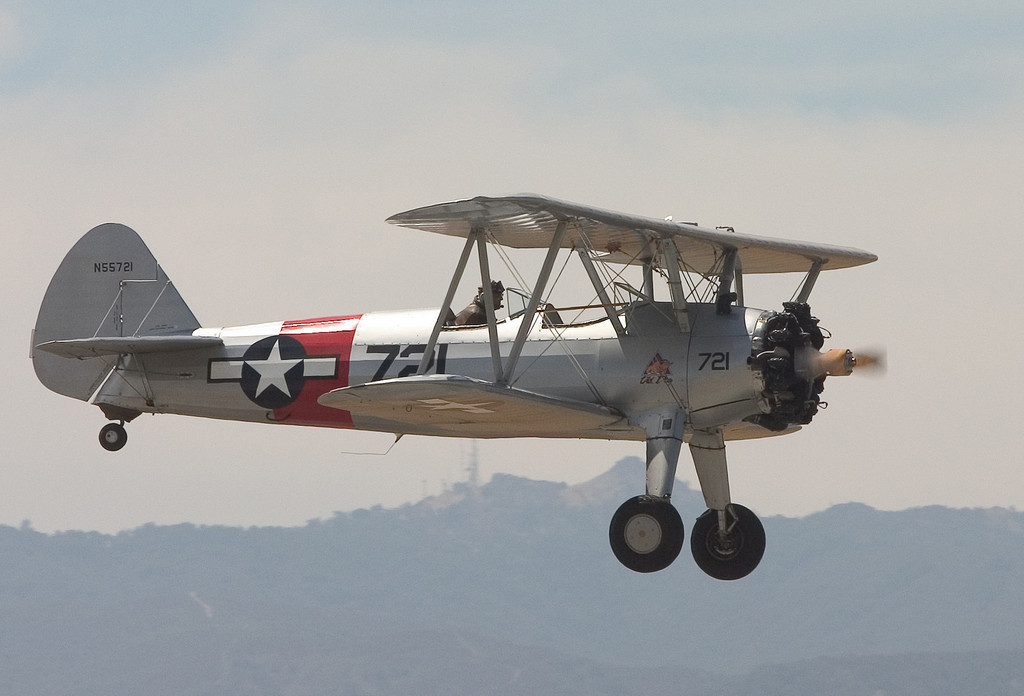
<box><xmin>487</xmin><ymin>232</ymin><xmax>530</xmax><ymax>291</ymax></box>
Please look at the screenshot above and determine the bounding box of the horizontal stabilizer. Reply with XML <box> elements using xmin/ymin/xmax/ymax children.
<box><xmin>318</xmin><ymin>374</ymin><xmax>629</xmax><ymax>438</ymax></box>
<box><xmin>35</xmin><ymin>335</ymin><xmax>223</xmax><ymax>359</ymax></box>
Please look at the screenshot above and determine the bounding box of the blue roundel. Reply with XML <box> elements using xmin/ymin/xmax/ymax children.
<box><xmin>239</xmin><ymin>335</ymin><xmax>307</xmax><ymax>409</ymax></box>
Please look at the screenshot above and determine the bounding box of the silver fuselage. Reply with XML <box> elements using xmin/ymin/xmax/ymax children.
<box><xmin>92</xmin><ymin>302</ymin><xmax>778</xmax><ymax>442</ymax></box>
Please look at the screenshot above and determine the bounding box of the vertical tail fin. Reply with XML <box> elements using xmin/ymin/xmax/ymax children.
<box><xmin>32</xmin><ymin>223</ymin><xmax>200</xmax><ymax>401</ymax></box>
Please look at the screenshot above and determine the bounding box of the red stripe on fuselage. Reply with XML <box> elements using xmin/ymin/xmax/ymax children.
<box><xmin>273</xmin><ymin>315</ymin><xmax>361</xmax><ymax>427</ymax></box>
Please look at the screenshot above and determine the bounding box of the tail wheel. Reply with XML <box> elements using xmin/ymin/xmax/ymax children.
<box><xmin>99</xmin><ymin>422</ymin><xmax>127</xmax><ymax>452</ymax></box>
<box><xmin>690</xmin><ymin>504</ymin><xmax>765</xmax><ymax>580</ymax></box>
<box><xmin>609</xmin><ymin>496</ymin><xmax>684</xmax><ymax>573</ymax></box>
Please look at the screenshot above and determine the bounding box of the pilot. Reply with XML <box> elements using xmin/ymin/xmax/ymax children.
<box><xmin>455</xmin><ymin>280</ymin><xmax>504</xmax><ymax>326</ymax></box>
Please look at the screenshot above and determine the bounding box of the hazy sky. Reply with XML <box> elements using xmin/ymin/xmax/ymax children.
<box><xmin>3</xmin><ymin>1</ymin><xmax>1023</xmax><ymax>532</ymax></box>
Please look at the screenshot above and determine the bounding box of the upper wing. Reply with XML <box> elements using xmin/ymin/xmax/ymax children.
<box><xmin>318</xmin><ymin>373</ymin><xmax>635</xmax><ymax>439</ymax></box>
<box><xmin>387</xmin><ymin>194</ymin><xmax>877</xmax><ymax>274</ymax></box>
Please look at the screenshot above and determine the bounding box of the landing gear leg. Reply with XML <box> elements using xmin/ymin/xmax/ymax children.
<box><xmin>688</xmin><ymin>429</ymin><xmax>765</xmax><ymax>580</ymax></box>
<box><xmin>609</xmin><ymin>410</ymin><xmax>685</xmax><ymax>573</ymax></box>
<box><xmin>99</xmin><ymin>422</ymin><xmax>128</xmax><ymax>452</ymax></box>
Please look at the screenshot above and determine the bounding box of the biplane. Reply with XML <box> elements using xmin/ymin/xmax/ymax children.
<box><xmin>31</xmin><ymin>194</ymin><xmax>877</xmax><ymax>580</ymax></box>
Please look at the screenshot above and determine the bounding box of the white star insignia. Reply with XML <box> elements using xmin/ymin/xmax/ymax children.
<box><xmin>247</xmin><ymin>337</ymin><xmax>302</xmax><ymax>398</ymax></box>
<box><xmin>418</xmin><ymin>398</ymin><xmax>495</xmax><ymax>414</ymax></box>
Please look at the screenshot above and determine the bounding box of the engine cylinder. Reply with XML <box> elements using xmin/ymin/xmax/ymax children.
<box><xmin>747</xmin><ymin>302</ymin><xmax>827</xmax><ymax>431</ymax></box>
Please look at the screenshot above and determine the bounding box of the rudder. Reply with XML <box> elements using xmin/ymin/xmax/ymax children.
<box><xmin>32</xmin><ymin>223</ymin><xmax>201</xmax><ymax>401</ymax></box>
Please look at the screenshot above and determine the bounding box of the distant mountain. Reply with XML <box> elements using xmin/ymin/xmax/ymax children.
<box><xmin>2</xmin><ymin>457</ymin><xmax>1024</xmax><ymax>695</ymax></box>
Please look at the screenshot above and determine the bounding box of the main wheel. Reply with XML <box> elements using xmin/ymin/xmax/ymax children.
<box><xmin>609</xmin><ymin>496</ymin><xmax>684</xmax><ymax>573</ymax></box>
<box><xmin>99</xmin><ymin>422</ymin><xmax>127</xmax><ymax>452</ymax></box>
<box><xmin>690</xmin><ymin>504</ymin><xmax>765</xmax><ymax>580</ymax></box>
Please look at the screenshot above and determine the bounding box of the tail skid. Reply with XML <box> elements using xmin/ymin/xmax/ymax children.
<box><xmin>32</xmin><ymin>223</ymin><xmax>202</xmax><ymax>402</ymax></box>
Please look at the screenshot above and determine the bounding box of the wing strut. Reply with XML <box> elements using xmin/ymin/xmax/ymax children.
<box><xmin>501</xmin><ymin>220</ymin><xmax>567</xmax><ymax>384</ymax></box>
<box><xmin>576</xmin><ymin>248</ymin><xmax>625</xmax><ymax>336</ymax></box>
<box><xmin>734</xmin><ymin>255</ymin><xmax>745</xmax><ymax>306</ymax></box>
<box><xmin>416</xmin><ymin>220</ymin><xmax>570</xmax><ymax>386</ymax></box>
<box><xmin>416</xmin><ymin>232</ymin><xmax>477</xmax><ymax>376</ymax></box>
<box><xmin>658</xmin><ymin>237</ymin><xmax>690</xmax><ymax>332</ymax></box>
<box><xmin>642</xmin><ymin>259</ymin><xmax>655</xmax><ymax>299</ymax></box>
<box><xmin>475</xmin><ymin>229</ymin><xmax>503</xmax><ymax>381</ymax></box>
<box><xmin>795</xmin><ymin>259</ymin><xmax>823</xmax><ymax>303</ymax></box>
<box><xmin>716</xmin><ymin>248</ymin><xmax>738</xmax><ymax>314</ymax></box>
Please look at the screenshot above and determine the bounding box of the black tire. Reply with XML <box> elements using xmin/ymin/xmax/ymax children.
<box><xmin>99</xmin><ymin>422</ymin><xmax>127</xmax><ymax>452</ymax></box>
<box><xmin>609</xmin><ymin>495</ymin><xmax>684</xmax><ymax>573</ymax></box>
<box><xmin>690</xmin><ymin>504</ymin><xmax>765</xmax><ymax>580</ymax></box>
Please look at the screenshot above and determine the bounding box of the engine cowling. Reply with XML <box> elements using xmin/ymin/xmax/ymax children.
<box><xmin>747</xmin><ymin>302</ymin><xmax>827</xmax><ymax>432</ymax></box>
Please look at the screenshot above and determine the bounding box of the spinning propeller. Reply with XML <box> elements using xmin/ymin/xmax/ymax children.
<box><xmin>801</xmin><ymin>347</ymin><xmax>886</xmax><ymax>378</ymax></box>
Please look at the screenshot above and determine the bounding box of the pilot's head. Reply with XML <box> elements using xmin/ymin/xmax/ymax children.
<box><xmin>476</xmin><ymin>280</ymin><xmax>504</xmax><ymax>309</ymax></box>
